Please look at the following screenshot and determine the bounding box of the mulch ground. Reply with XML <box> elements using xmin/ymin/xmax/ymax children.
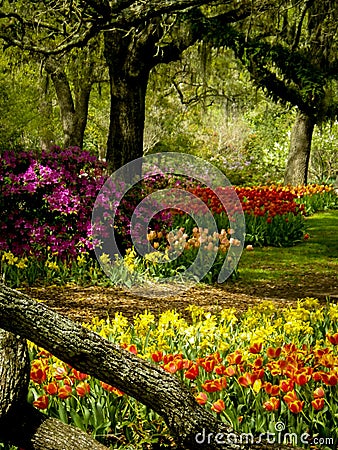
<box><xmin>22</xmin><ymin>271</ymin><xmax>337</xmax><ymax>324</ymax></box>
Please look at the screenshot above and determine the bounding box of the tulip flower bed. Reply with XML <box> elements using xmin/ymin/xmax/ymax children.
<box><xmin>10</xmin><ymin>298</ymin><xmax>335</xmax><ymax>449</ymax></box>
<box><xmin>1</xmin><ymin>147</ymin><xmax>337</xmax><ymax>287</ymax></box>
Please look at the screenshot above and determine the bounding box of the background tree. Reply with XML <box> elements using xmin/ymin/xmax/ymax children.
<box><xmin>201</xmin><ymin>0</ymin><xmax>338</xmax><ymax>184</ymax></box>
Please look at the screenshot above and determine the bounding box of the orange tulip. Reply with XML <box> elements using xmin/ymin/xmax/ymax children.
<box><xmin>264</xmin><ymin>382</ymin><xmax>280</xmax><ymax>396</ymax></box>
<box><xmin>151</xmin><ymin>351</ymin><xmax>163</xmax><ymax>363</ymax></box>
<box><xmin>72</xmin><ymin>369</ymin><xmax>88</xmax><ymax>380</ymax></box>
<box><xmin>195</xmin><ymin>392</ymin><xmax>208</xmax><ymax>405</ymax></box>
<box><xmin>263</xmin><ymin>397</ymin><xmax>280</xmax><ymax>411</ymax></box>
<box><xmin>211</xmin><ymin>399</ymin><xmax>225</xmax><ymax>413</ymax></box>
<box><xmin>266</xmin><ymin>347</ymin><xmax>282</xmax><ymax>359</ymax></box>
<box><xmin>33</xmin><ymin>395</ymin><xmax>49</xmax><ymax>410</ymax></box>
<box><xmin>311</xmin><ymin>398</ymin><xmax>325</xmax><ymax>411</ymax></box>
<box><xmin>185</xmin><ymin>364</ymin><xmax>199</xmax><ymax>380</ymax></box>
<box><xmin>283</xmin><ymin>390</ymin><xmax>298</xmax><ymax>404</ymax></box>
<box><xmin>58</xmin><ymin>384</ymin><xmax>72</xmax><ymax>399</ymax></box>
<box><xmin>313</xmin><ymin>387</ymin><xmax>325</xmax><ymax>399</ymax></box>
<box><xmin>293</xmin><ymin>370</ymin><xmax>311</xmax><ymax>386</ymax></box>
<box><xmin>43</xmin><ymin>382</ymin><xmax>58</xmax><ymax>395</ymax></box>
<box><xmin>249</xmin><ymin>342</ymin><xmax>263</xmax><ymax>354</ymax></box>
<box><xmin>327</xmin><ymin>333</ymin><xmax>338</xmax><ymax>345</ymax></box>
<box><xmin>224</xmin><ymin>365</ymin><xmax>236</xmax><ymax>377</ymax></box>
<box><xmin>200</xmin><ymin>359</ymin><xmax>216</xmax><ymax>373</ymax></box>
<box><xmin>163</xmin><ymin>361</ymin><xmax>179</xmax><ymax>374</ymax></box>
<box><xmin>76</xmin><ymin>381</ymin><xmax>90</xmax><ymax>397</ymax></box>
<box><xmin>202</xmin><ymin>377</ymin><xmax>227</xmax><ymax>393</ymax></box>
<box><xmin>30</xmin><ymin>360</ymin><xmax>48</xmax><ymax>384</ymax></box>
<box><xmin>287</xmin><ymin>400</ymin><xmax>304</xmax><ymax>414</ymax></box>
<box><xmin>321</xmin><ymin>372</ymin><xmax>338</xmax><ymax>386</ymax></box>
<box><xmin>279</xmin><ymin>379</ymin><xmax>294</xmax><ymax>393</ymax></box>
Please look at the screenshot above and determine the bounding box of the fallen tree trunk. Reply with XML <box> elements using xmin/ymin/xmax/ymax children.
<box><xmin>0</xmin><ymin>284</ymin><xmax>300</xmax><ymax>450</ymax></box>
<box><xmin>0</xmin><ymin>329</ymin><xmax>108</xmax><ymax>450</ymax></box>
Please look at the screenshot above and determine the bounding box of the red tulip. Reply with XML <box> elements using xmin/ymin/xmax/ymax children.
<box><xmin>33</xmin><ymin>395</ymin><xmax>49</xmax><ymax>410</ymax></box>
<box><xmin>58</xmin><ymin>384</ymin><xmax>72</xmax><ymax>399</ymax></box>
<box><xmin>263</xmin><ymin>397</ymin><xmax>280</xmax><ymax>411</ymax></box>
<box><xmin>185</xmin><ymin>364</ymin><xmax>199</xmax><ymax>380</ymax></box>
<box><xmin>43</xmin><ymin>382</ymin><xmax>58</xmax><ymax>395</ymax></box>
<box><xmin>195</xmin><ymin>392</ymin><xmax>208</xmax><ymax>405</ymax></box>
<box><xmin>211</xmin><ymin>399</ymin><xmax>225</xmax><ymax>413</ymax></box>
<box><xmin>311</xmin><ymin>398</ymin><xmax>325</xmax><ymax>411</ymax></box>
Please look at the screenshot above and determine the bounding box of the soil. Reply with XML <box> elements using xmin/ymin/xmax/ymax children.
<box><xmin>22</xmin><ymin>270</ymin><xmax>337</xmax><ymax>324</ymax></box>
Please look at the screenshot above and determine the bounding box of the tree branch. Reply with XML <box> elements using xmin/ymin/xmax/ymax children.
<box><xmin>0</xmin><ymin>329</ymin><xmax>109</xmax><ymax>450</ymax></box>
<box><xmin>0</xmin><ymin>284</ymin><xmax>303</xmax><ymax>450</ymax></box>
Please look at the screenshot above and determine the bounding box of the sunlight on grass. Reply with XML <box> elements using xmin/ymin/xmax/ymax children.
<box><xmin>238</xmin><ymin>210</ymin><xmax>338</xmax><ymax>284</ymax></box>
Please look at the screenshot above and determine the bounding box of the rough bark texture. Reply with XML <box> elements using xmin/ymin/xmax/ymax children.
<box><xmin>104</xmin><ymin>26</ymin><xmax>155</xmax><ymax>174</ymax></box>
<box><xmin>284</xmin><ymin>111</ymin><xmax>314</xmax><ymax>185</ymax></box>
<box><xmin>0</xmin><ymin>284</ymin><xmax>302</xmax><ymax>450</ymax></box>
<box><xmin>0</xmin><ymin>329</ymin><xmax>108</xmax><ymax>450</ymax></box>
<box><xmin>45</xmin><ymin>57</ymin><xmax>93</xmax><ymax>149</ymax></box>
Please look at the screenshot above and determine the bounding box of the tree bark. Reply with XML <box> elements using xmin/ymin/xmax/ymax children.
<box><xmin>104</xmin><ymin>27</ymin><xmax>155</xmax><ymax>175</ymax></box>
<box><xmin>0</xmin><ymin>328</ymin><xmax>108</xmax><ymax>450</ymax></box>
<box><xmin>45</xmin><ymin>56</ymin><xmax>94</xmax><ymax>149</ymax></box>
<box><xmin>284</xmin><ymin>111</ymin><xmax>315</xmax><ymax>185</ymax></box>
<box><xmin>0</xmin><ymin>284</ymin><xmax>301</xmax><ymax>450</ymax></box>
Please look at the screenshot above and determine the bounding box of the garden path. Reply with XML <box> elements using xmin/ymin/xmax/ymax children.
<box><xmin>22</xmin><ymin>270</ymin><xmax>337</xmax><ymax>323</ymax></box>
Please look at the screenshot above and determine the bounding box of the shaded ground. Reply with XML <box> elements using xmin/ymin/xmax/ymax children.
<box><xmin>22</xmin><ymin>270</ymin><xmax>337</xmax><ymax>324</ymax></box>
<box><xmin>21</xmin><ymin>211</ymin><xmax>337</xmax><ymax>323</ymax></box>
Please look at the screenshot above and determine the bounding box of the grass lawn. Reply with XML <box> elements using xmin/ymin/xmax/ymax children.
<box><xmin>236</xmin><ymin>210</ymin><xmax>338</xmax><ymax>291</ymax></box>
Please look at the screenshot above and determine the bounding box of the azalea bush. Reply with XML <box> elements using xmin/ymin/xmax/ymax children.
<box><xmin>2</xmin><ymin>298</ymin><xmax>335</xmax><ymax>449</ymax></box>
<box><xmin>0</xmin><ymin>147</ymin><xmax>106</xmax><ymax>258</ymax></box>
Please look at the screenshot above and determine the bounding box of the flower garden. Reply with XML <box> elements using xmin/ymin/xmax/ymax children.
<box><xmin>21</xmin><ymin>299</ymin><xmax>338</xmax><ymax>448</ymax></box>
<box><xmin>1</xmin><ymin>147</ymin><xmax>338</xmax><ymax>449</ymax></box>
<box><xmin>1</xmin><ymin>147</ymin><xmax>337</xmax><ymax>288</ymax></box>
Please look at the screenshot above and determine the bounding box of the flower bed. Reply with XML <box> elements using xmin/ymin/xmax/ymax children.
<box><xmin>1</xmin><ymin>148</ymin><xmax>336</xmax><ymax>287</ymax></box>
<box><xmin>21</xmin><ymin>298</ymin><xmax>338</xmax><ymax>448</ymax></box>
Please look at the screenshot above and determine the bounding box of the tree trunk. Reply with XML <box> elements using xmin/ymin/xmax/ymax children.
<box><xmin>104</xmin><ymin>28</ymin><xmax>153</xmax><ymax>175</ymax></box>
<box><xmin>38</xmin><ymin>73</ymin><xmax>56</xmax><ymax>151</ymax></box>
<box><xmin>0</xmin><ymin>328</ymin><xmax>108</xmax><ymax>450</ymax></box>
<box><xmin>0</xmin><ymin>284</ymin><xmax>300</xmax><ymax>450</ymax></box>
<box><xmin>284</xmin><ymin>111</ymin><xmax>315</xmax><ymax>185</ymax></box>
<box><xmin>45</xmin><ymin>57</ymin><xmax>93</xmax><ymax>149</ymax></box>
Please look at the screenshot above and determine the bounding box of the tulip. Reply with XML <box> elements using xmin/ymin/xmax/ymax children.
<box><xmin>283</xmin><ymin>390</ymin><xmax>298</xmax><ymax>404</ymax></box>
<box><xmin>211</xmin><ymin>399</ymin><xmax>225</xmax><ymax>413</ymax></box>
<box><xmin>195</xmin><ymin>392</ymin><xmax>208</xmax><ymax>405</ymax></box>
<box><xmin>313</xmin><ymin>387</ymin><xmax>325</xmax><ymax>398</ymax></box>
<box><xmin>43</xmin><ymin>382</ymin><xmax>58</xmax><ymax>395</ymax></box>
<box><xmin>249</xmin><ymin>342</ymin><xmax>262</xmax><ymax>354</ymax></box>
<box><xmin>58</xmin><ymin>384</ymin><xmax>72</xmax><ymax>399</ymax></box>
<box><xmin>321</xmin><ymin>372</ymin><xmax>338</xmax><ymax>386</ymax></box>
<box><xmin>311</xmin><ymin>398</ymin><xmax>325</xmax><ymax>411</ymax></box>
<box><xmin>264</xmin><ymin>382</ymin><xmax>280</xmax><ymax>396</ymax></box>
<box><xmin>287</xmin><ymin>400</ymin><xmax>304</xmax><ymax>414</ymax></box>
<box><xmin>200</xmin><ymin>359</ymin><xmax>216</xmax><ymax>373</ymax></box>
<box><xmin>151</xmin><ymin>351</ymin><xmax>163</xmax><ymax>363</ymax></box>
<box><xmin>266</xmin><ymin>347</ymin><xmax>282</xmax><ymax>359</ymax></box>
<box><xmin>279</xmin><ymin>379</ymin><xmax>294</xmax><ymax>393</ymax></box>
<box><xmin>294</xmin><ymin>370</ymin><xmax>311</xmax><ymax>386</ymax></box>
<box><xmin>263</xmin><ymin>397</ymin><xmax>280</xmax><ymax>411</ymax></box>
<box><xmin>76</xmin><ymin>381</ymin><xmax>90</xmax><ymax>397</ymax></box>
<box><xmin>185</xmin><ymin>364</ymin><xmax>199</xmax><ymax>380</ymax></box>
<box><xmin>72</xmin><ymin>369</ymin><xmax>88</xmax><ymax>380</ymax></box>
<box><xmin>327</xmin><ymin>333</ymin><xmax>338</xmax><ymax>345</ymax></box>
<box><xmin>33</xmin><ymin>395</ymin><xmax>49</xmax><ymax>410</ymax></box>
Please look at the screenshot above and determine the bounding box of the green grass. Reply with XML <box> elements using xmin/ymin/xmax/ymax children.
<box><xmin>236</xmin><ymin>210</ymin><xmax>338</xmax><ymax>286</ymax></box>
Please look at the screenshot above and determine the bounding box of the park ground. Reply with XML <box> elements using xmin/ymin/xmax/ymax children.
<box><xmin>22</xmin><ymin>210</ymin><xmax>337</xmax><ymax>324</ymax></box>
